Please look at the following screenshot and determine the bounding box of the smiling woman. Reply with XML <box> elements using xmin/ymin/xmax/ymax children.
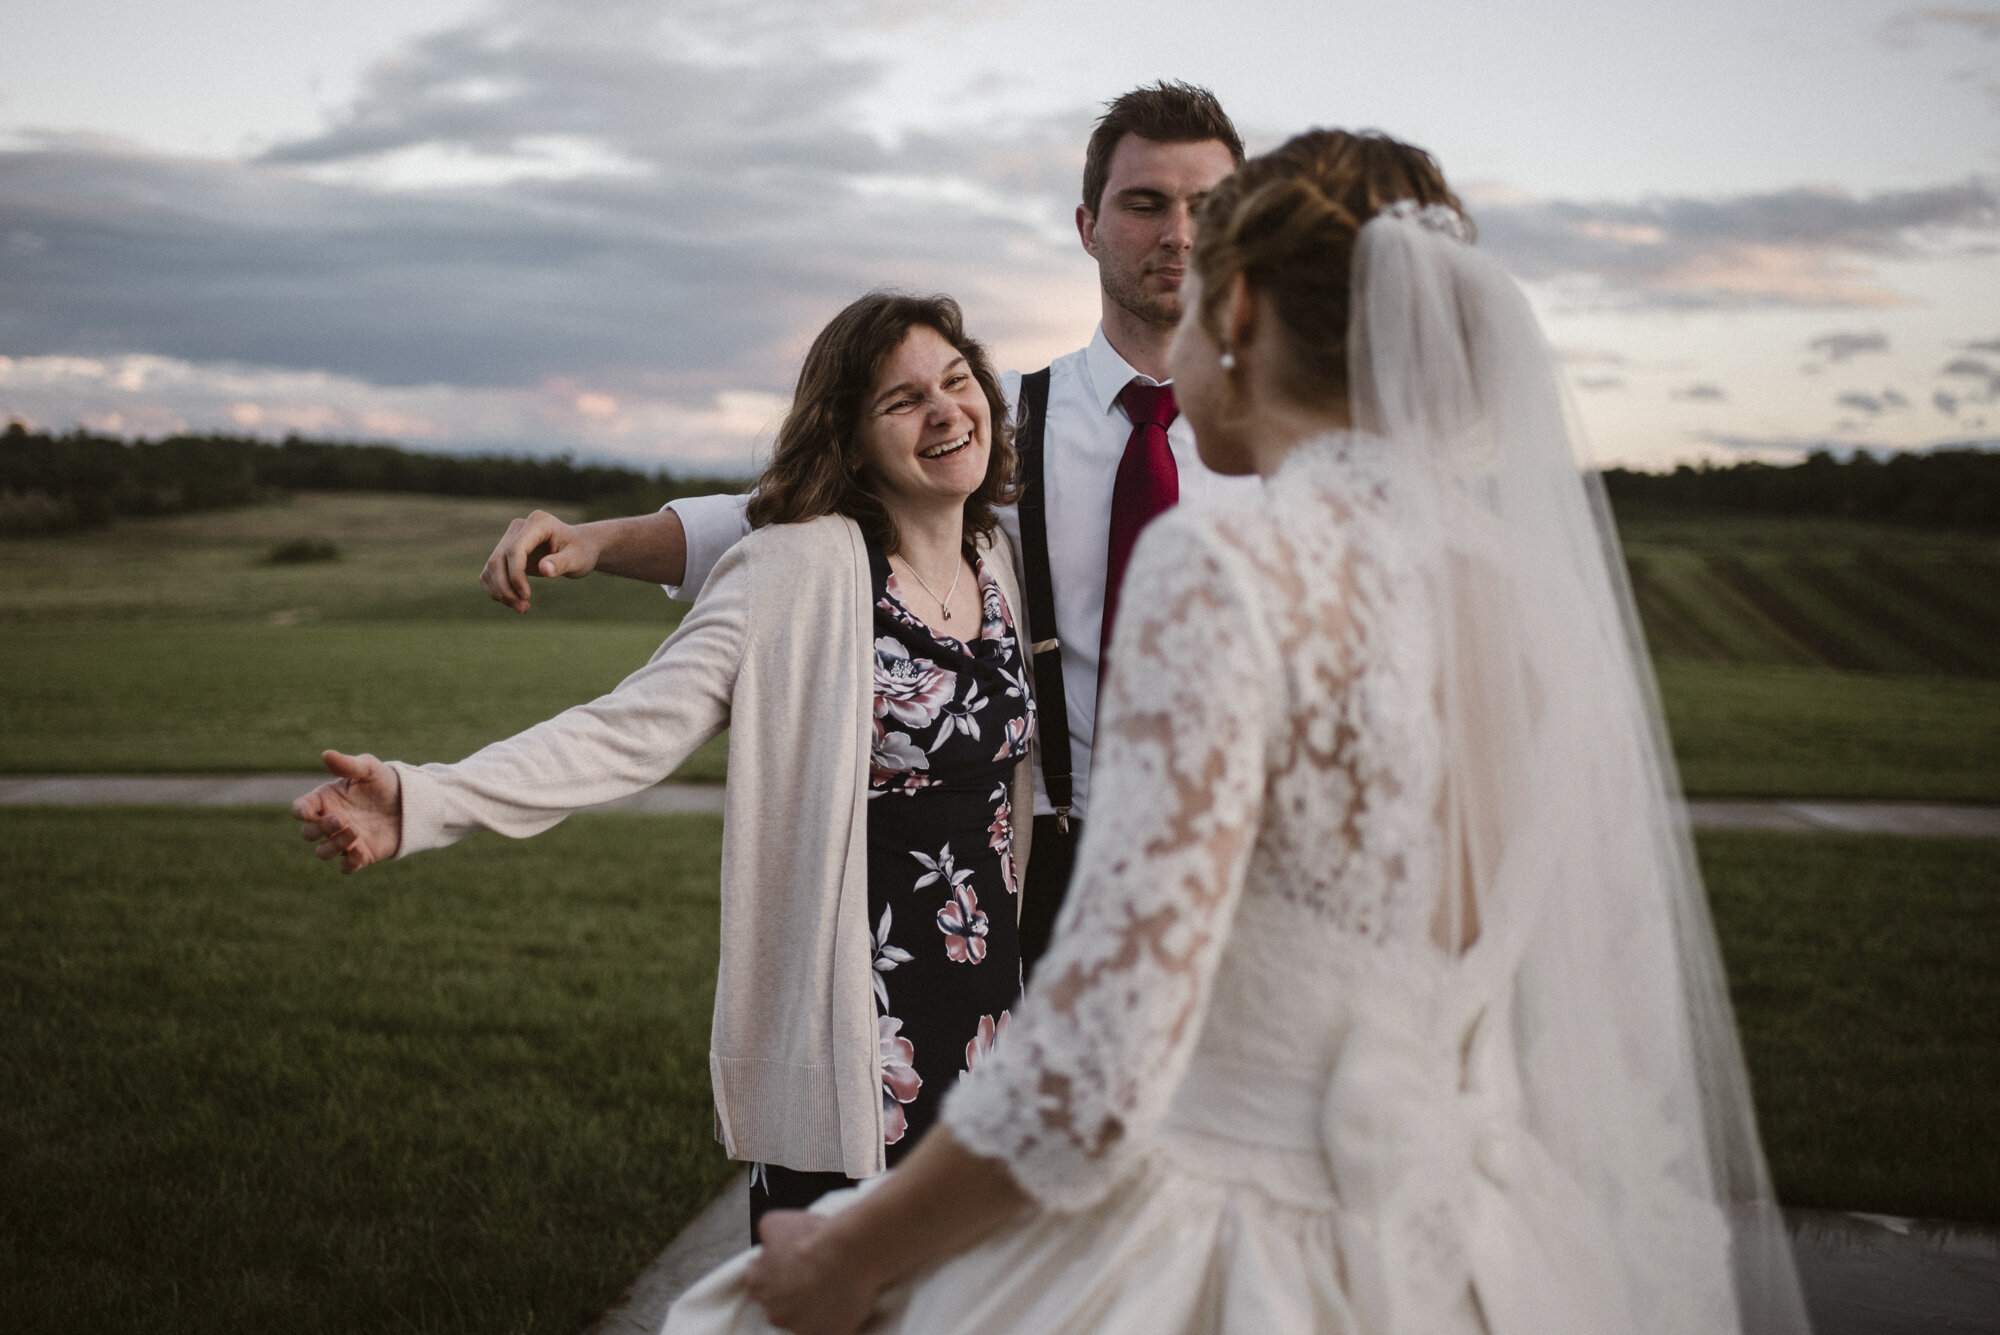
<box><xmin>745</xmin><ymin>292</ymin><xmax>1017</xmax><ymax>571</ymax></box>
<box><xmin>290</xmin><ymin>288</ymin><xmax>1039</xmax><ymax>1243</ymax></box>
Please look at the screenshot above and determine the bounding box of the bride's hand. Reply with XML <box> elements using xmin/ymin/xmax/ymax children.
<box><xmin>745</xmin><ymin>1210</ymin><xmax>881</xmax><ymax>1335</ymax></box>
<box><xmin>292</xmin><ymin>750</ymin><xmax>403</xmax><ymax>873</ymax></box>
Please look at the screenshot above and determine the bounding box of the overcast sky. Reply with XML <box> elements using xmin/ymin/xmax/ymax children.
<box><xmin>2</xmin><ymin>0</ymin><xmax>1996</xmax><ymax>471</ymax></box>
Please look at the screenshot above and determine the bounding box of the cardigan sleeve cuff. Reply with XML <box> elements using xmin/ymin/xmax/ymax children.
<box><xmin>389</xmin><ymin>760</ymin><xmax>453</xmax><ymax>859</ymax></box>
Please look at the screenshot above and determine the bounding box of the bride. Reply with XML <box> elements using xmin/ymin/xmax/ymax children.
<box><xmin>667</xmin><ymin>130</ymin><xmax>1812</xmax><ymax>1335</ymax></box>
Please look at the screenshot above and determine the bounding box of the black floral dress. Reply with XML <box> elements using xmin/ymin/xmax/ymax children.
<box><xmin>748</xmin><ymin>538</ymin><xmax>1034</xmax><ymax>1232</ymax></box>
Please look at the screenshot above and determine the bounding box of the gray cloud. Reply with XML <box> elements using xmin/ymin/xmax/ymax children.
<box><xmin>1807</xmin><ymin>330</ymin><xmax>1889</xmax><ymax>361</ymax></box>
<box><xmin>1831</xmin><ymin>386</ymin><xmax>1913</xmax><ymax>413</ymax></box>
<box><xmin>1937</xmin><ymin>355</ymin><xmax>2000</xmax><ymax>402</ymax></box>
<box><xmin>1936</xmin><ymin>389</ymin><xmax>1961</xmax><ymax>414</ymax></box>
<box><xmin>0</xmin><ymin>0</ymin><xmax>1090</xmax><ymax>413</ymax></box>
<box><xmin>1556</xmin><ymin>347</ymin><xmax>1627</xmax><ymax>366</ymax></box>
<box><xmin>1671</xmin><ymin>383</ymin><xmax>1727</xmax><ymax>401</ymax></box>
<box><xmin>256</xmin><ymin>10</ymin><xmax>888</xmax><ymax>178</ymax></box>
<box><xmin>0</xmin><ymin>142</ymin><xmax>798</xmax><ymax>390</ymax></box>
<box><xmin>1696</xmin><ymin>428</ymin><xmax>2000</xmax><ymax>456</ymax></box>
<box><xmin>1880</xmin><ymin>6</ymin><xmax>2000</xmax><ymax>47</ymax></box>
<box><xmin>8</xmin><ymin>0</ymin><xmax>2000</xmax><ymax>463</ymax></box>
<box><xmin>1968</xmin><ymin>334</ymin><xmax>2000</xmax><ymax>351</ymax></box>
<box><xmin>1880</xmin><ymin>7</ymin><xmax>2000</xmax><ymax>114</ymax></box>
<box><xmin>1474</xmin><ymin>179</ymin><xmax>1999</xmax><ymax>309</ymax></box>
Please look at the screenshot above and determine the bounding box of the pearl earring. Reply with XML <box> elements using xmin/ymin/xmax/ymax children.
<box><xmin>1219</xmin><ymin>348</ymin><xmax>1237</xmax><ymax>372</ymax></box>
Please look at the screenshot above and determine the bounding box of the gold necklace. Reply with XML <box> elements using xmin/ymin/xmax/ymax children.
<box><xmin>894</xmin><ymin>553</ymin><xmax>963</xmax><ymax>621</ymax></box>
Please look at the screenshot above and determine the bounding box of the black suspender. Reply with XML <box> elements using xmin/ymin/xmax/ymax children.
<box><xmin>1014</xmin><ymin>368</ymin><xmax>1076</xmax><ymax>831</ymax></box>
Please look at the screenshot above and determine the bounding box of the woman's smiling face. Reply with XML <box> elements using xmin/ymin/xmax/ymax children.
<box><xmin>854</xmin><ymin>324</ymin><xmax>992</xmax><ymax>514</ymax></box>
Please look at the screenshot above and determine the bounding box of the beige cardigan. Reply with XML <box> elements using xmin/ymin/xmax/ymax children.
<box><xmin>392</xmin><ymin>513</ymin><xmax>1035</xmax><ymax>1177</ymax></box>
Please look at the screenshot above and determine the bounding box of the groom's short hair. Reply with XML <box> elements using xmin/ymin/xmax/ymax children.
<box><xmin>1081</xmin><ymin>81</ymin><xmax>1245</xmax><ymax>218</ymax></box>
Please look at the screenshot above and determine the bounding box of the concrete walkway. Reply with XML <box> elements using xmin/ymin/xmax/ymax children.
<box><xmin>5</xmin><ymin>774</ymin><xmax>1998</xmax><ymax>836</ymax></box>
<box><xmin>0</xmin><ymin>773</ymin><xmax>725</xmax><ymax>815</ymax></box>
<box><xmin>585</xmin><ymin>1171</ymin><xmax>748</xmax><ymax>1335</ymax></box>
<box><xmin>1788</xmin><ymin>1210</ymin><xmax>2000</xmax><ymax>1335</ymax></box>
<box><xmin>1687</xmin><ymin>799</ymin><xmax>2000</xmax><ymax>839</ymax></box>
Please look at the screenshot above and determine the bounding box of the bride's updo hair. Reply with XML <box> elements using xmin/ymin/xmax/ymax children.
<box><xmin>1192</xmin><ymin>129</ymin><xmax>1468</xmax><ymax>408</ymax></box>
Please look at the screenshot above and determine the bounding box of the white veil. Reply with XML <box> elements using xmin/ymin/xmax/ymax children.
<box><xmin>1346</xmin><ymin>206</ymin><xmax>1813</xmax><ymax>1335</ymax></box>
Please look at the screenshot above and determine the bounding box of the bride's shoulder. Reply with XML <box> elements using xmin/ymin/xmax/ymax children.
<box><xmin>1130</xmin><ymin>432</ymin><xmax>1418</xmax><ymax>597</ymax></box>
<box><xmin>1165</xmin><ymin>434</ymin><xmax>1402</xmax><ymax>552</ymax></box>
<box><xmin>1276</xmin><ymin>430</ymin><xmax>1409</xmax><ymax>506</ymax></box>
<box><xmin>1129</xmin><ymin>497</ymin><xmax>1262</xmax><ymax>583</ymax></box>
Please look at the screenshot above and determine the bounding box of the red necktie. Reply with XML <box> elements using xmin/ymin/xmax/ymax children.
<box><xmin>1102</xmin><ymin>380</ymin><xmax>1180</xmax><ymax>660</ymax></box>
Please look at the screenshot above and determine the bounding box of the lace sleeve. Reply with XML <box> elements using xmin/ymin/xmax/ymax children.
<box><xmin>943</xmin><ymin>510</ymin><xmax>1275</xmax><ymax>1211</ymax></box>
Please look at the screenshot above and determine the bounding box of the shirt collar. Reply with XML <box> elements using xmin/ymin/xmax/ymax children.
<box><xmin>1081</xmin><ymin>323</ymin><xmax>1168</xmax><ymax>417</ymax></box>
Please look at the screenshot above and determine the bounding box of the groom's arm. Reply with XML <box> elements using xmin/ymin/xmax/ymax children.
<box><xmin>480</xmin><ymin>493</ymin><xmax>753</xmax><ymax>611</ymax></box>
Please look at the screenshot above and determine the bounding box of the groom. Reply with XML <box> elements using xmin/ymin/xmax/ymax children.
<box><xmin>478</xmin><ymin>81</ymin><xmax>1253</xmax><ymax>975</ymax></box>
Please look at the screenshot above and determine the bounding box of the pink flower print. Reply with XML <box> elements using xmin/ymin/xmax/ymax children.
<box><xmin>872</xmin><ymin>771</ymin><xmax>938</xmax><ymax>799</ymax></box>
<box><xmin>979</xmin><ymin>570</ymin><xmax>1009</xmax><ymax>638</ymax></box>
<box><xmin>881</xmin><ymin>574</ymin><xmax>934</xmax><ymax>634</ymax></box>
<box><xmin>870</xmin><ymin>721</ymin><xmax>930</xmax><ymax>788</ymax></box>
<box><xmin>986</xmin><ymin>789</ymin><xmax>1011</xmax><ymax>853</ymax></box>
<box><xmin>937</xmin><ymin>882</ymin><xmax>989</xmax><ymax>964</ymax></box>
<box><xmin>992</xmin><ymin>710</ymin><xmax>1031</xmax><ymax>763</ymax></box>
<box><xmin>961</xmin><ymin>1010</ymin><xmax>1011</xmax><ymax>1080</ymax></box>
<box><xmin>874</xmin><ymin>637</ymin><xmax>957</xmax><ymax>729</ymax></box>
<box><xmin>879</xmin><ymin>1015</ymin><xmax>921</xmax><ymax>1145</ymax></box>
<box><xmin>987</xmin><ymin>787</ymin><xmax>1017</xmax><ymax>896</ymax></box>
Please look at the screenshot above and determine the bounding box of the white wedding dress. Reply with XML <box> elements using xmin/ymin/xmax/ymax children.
<box><xmin>666</xmin><ymin>213</ymin><xmax>1809</xmax><ymax>1335</ymax></box>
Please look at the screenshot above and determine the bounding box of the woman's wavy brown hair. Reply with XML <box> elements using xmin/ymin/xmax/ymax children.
<box><xmin>745</xmin><ymin>291</ymin><xmax>1017</xmax><ymax>554</ymax></box>
<box><xmin>1191</xmin><ymin>129</ymin><xmax>1469</xmax><ymax>409</ymax></box>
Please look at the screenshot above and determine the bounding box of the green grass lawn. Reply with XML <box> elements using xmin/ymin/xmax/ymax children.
<box><xmin>1700</xmin><ymin>830</ymin><xmax>2000</xmax><ymax>1222</ymax></box>
<box><xmin>5</xmin><ymin>624</ymin><xmax>1985</xmax><ymax>800</ymax></box>
<box><xmin>2</xmin><ymin>814</ymin><xmax>1993</xmax><ymax>1335</ymax></box>
<box><xmin>0</xmin><ymin>493</ymin><xmax>727</xmax><ymax>781</ymax></box>
<box><xmin>1621</xmin><ymin>514</ymin><xmax>2000</xmax><ymax>799</ymax></box>
<box><xmin>3</xmin><ymin>492</ymin><xmax>1993</xmax><ymax>1332</ymax></box>
<box><xmin>5</xmin><ymin>494</ymin><xmax>1997</xmax><ymax>800</ymax></box>
<box><xmin>1620</xmin><ymin>513</ymin><xmax>2000</xmax><ymax>677</ymax></box>
<box><xmin>1657</xmin><ymin>662</ymin><xmax>2000</xmax><ymax>802</ymax></box>
<box><xmin>0</xmin><ymin>808</ymin><xmax>734</xmax><ymax>1335</ymax></box>
<box><xmin>0</xmin><ymin>491</ymin><xmax>682</xmax><ymax>626</ymax></box>
<box><xmin>0</xmin><ymin>621</ymin><xmax>728</xmax><ymax>780</ymax></box>
<box><xmin>4</xmin><ymin>622</ymin><xmax>1986</xmax><ymax>800</ymax></box>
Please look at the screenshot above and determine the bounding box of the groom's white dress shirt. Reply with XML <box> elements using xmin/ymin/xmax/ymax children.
<box><xmin>663</xmin><ymin>323</ymin><xmax>1262</xmax><ymax>823</ymax></box>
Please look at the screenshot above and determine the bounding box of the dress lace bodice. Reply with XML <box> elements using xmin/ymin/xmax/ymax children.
<box><xmin>946</xmin><ymin>433</ymin><xmax>1445</xmax><ymax>1209</ymax></box>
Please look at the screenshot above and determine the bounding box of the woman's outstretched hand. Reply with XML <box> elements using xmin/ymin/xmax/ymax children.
<box><xmin>293</xmin><ymin>750</ymin><xmax>403</xmax><ymax>873</ymax></box>
<box><xmin>745</xmin><ymin>1210</ymin><xmax>883</xmax><ymax>1335</ymax></box>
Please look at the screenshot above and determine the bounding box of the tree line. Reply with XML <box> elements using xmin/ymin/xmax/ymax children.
<box><xmin>4</xmin><ymin>421</ymin><xmax>1996</xmax><ymax>536</ymax></box>
<box><xmin>1600</xmin><ymin>447</ymin><xmax>2000</xmax><ymax>530</ymax></box>
<box><xmin>0</xmin><ymin>422</ymin><xmax>746</xmax><ymax>536</ymax></box>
